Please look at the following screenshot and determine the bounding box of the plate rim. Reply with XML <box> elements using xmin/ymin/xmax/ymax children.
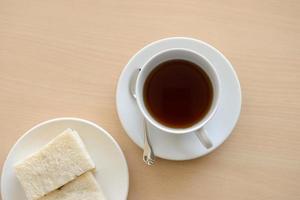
<box><xmin>116</xmin><ymin>37</ymin><xmax>242</xmax><ymax>161</ymax></box>
<box><xmin>1</xmin><ymin>117</ymin><xmax>129</xmax><ymax>200</ymax></box>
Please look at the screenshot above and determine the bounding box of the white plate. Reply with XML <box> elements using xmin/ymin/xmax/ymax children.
<box><xmin>116</xmin><ymin>37</ymin><xmax>242</xmax><ymax>160</ymax></box>
<box><xmin>1</xmin><ymin>118</ymin><xmax>129</xmax><ymax>200</ymax></box>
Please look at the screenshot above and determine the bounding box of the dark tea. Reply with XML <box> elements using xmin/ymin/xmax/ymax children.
<box><xmin>143</xmin><ymin>59</ymin><xmax>213</xmax><ymax>128</ymax></box>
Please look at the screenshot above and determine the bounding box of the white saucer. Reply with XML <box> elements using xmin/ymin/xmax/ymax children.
<box><xmin>116</xmin><ymin>37</ymin><xmax>241</xmax><ymax>161</ymax></box>
<box><xmin>1</xmin><ymin>118</ymin><xmax>129</xmax><ymax>200</ymax></box>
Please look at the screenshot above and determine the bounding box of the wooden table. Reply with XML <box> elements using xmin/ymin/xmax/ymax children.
<box><xmin>1</xmin><ymin>0</ymin><xmax>299</xmax><ymax>199</ymax></box>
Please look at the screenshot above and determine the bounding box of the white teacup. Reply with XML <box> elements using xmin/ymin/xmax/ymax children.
<box><xmin>135</xmin><ymin>48</ymin><xmax>220</xmax><ymax>148</ymax></box>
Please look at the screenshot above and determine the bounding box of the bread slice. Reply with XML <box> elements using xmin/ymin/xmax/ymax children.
<box><xmin>14</xmin><ymin>129</ymin><xmax>95</xmax><ymax>200</ymax></box>
<box><xmin>40</xmin><ymin>172</ymin><xmax>106</xmax><ymax>200</ymax></box>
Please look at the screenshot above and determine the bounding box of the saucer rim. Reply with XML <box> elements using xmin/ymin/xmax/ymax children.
<box><xmin>116</xmin><ymin>37</ymin><xmax>242</xmax><ymax>161</ymax></box>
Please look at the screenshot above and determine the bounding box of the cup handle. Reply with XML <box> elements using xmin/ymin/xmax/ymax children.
<box><xmin>195</xmin><ymin>128</ymin><xmax>213</xmax><ymax>149</ymax></box>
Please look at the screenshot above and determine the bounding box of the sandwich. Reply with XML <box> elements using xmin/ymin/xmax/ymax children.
<box><xmin>40</xmin><ymin>172</ymin><xmax>106</xmax><ymax>200</ymax></box>
<box><xmin>14</xmin><ymin>129</ymin><xmax>95</xmax><ymax>200</ymax></box>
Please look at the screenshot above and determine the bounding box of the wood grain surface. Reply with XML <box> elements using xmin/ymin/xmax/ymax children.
<box><xmin>0</xmin><ymin>0</ymin><xmax>299</xmax><ymax>199</ymax></box>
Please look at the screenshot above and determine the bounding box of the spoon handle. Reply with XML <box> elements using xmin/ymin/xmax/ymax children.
<box><xmin>130</xmin><ymin>69</ymin><xmax>155</xmax><ymax>165</ymax></box>
<box><xmin>143</xmin><ymin>120</ymin><xmax>155</xmax><ymax>165</ymax></box>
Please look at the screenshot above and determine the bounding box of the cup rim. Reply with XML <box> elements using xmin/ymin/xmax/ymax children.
<box><xmin>135</xmin><ymin>48</ymin><xmax>220</xmax><ymax>134</ymax></box>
